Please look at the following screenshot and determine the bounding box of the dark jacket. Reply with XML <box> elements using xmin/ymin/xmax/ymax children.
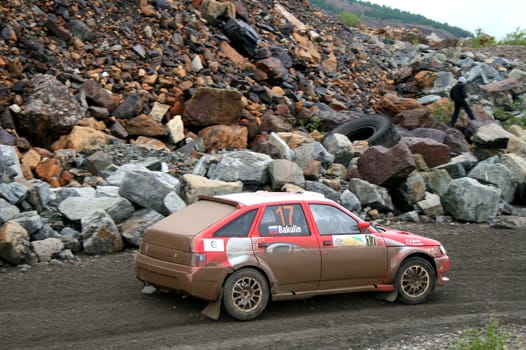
<box><xmin>450</xmin><ymin>83</ymin><xmax>467</xmax><ymax>103</ymax></box>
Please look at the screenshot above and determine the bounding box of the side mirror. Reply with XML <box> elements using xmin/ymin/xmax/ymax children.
<box><xmin>358</xmin><ymin>221</ymin><xmax>371</xmax><ymax>229</ymax></box>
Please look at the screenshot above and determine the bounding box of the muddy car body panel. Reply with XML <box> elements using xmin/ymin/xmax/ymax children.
<box><xmin>379</xmin><ymin>227</ymin><xmax>451</xmax><ymax>286</ymax></box>
<box><xmin>135</xmin><ymin>191</ymin><xmax>450</xmax><ymax>320</ymax></box>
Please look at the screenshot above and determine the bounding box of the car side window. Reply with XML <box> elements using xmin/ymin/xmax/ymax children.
<box><xmin>258</xmin><ymin>204</ymin><xmax>310</xmax><ymax>236</ymax></box>
<box><xmin>309</xmin><ymin>204</ymin><xmax>359</xmax><ymax>235</ymax></box>
<box><xmin>213</xmin><ymin>210</ymin><xmax>257</xmax><ymax>237</ymax></box>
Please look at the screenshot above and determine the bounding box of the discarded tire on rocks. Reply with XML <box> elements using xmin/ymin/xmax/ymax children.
<box><xmin>329</xmin><ymin>114</ymin><xmax>400</xmax><ymax>148</ymax></box>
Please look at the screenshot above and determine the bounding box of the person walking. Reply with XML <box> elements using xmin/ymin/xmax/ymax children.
<box><xmin>449</xmin><ymin>76</ymin><xmax>476</xmax><ymax>127</ymax></box>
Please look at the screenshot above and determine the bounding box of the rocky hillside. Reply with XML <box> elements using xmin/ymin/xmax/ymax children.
<box><xmin>0</xmin><ymin>0</ymin><xmax>523</xmax><ymax>147</ymax></box>
<box><xmin>0</xmin><ymin>0</ymin><xmax>395</xmax><ymax>145</ymax></box>
<box><xmin>311</xmin><ymin>0</ymin><xmax>471</xmax><ymax>39</ymax></box>
<box><xmin>1</xmin><ymin>0</ymin><xmax>526</xmax><ymax>265</ymax></box>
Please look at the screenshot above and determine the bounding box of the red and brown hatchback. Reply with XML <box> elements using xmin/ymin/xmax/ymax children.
<box><xmin>134</xmin><ymin>191</ymin><xmax>450</xmax><ymax>321</ymax></box>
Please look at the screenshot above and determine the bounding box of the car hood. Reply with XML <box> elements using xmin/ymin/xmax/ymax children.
<box><xmin>377</xmin><ymin>227</ymin><xmax>441</xmax><ymax>247</ymax></box>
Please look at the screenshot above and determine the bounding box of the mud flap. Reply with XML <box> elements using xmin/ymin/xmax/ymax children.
<box><xmin>376</xmin><ymin>290</ymin><xmax>398</xmax><ymax>302</ymax></box>
<box><xmin>201</xmin><ymin>289</ymin><xmax>223</xmax><ymax>320</ymax></box>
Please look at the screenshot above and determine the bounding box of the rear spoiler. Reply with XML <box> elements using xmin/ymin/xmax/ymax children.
<box><xmin>197</xmin><ymin>195</ymin><xmax>242</xmax><ymax>208</ymax></box>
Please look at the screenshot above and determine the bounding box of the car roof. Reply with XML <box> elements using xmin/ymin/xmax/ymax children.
<box><xmin>214</xmin><ymin>191</ymin><xmax>334</xmax><ymax>207</ymax></box>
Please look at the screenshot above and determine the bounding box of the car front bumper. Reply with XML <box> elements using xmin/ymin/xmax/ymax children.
<box><xmin>435</xmin><ymin>255</ymin><xmax>451</xmax><ymax>286</ymax></box>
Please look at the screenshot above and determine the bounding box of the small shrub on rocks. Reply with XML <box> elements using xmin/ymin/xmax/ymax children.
<box><xmin>450</xmin><ymin>319</ymin><xmax>513</xmax><ymax>350</ymax></box>
<box><xmin>336</xmin><ymin>11</ymin><xmax>361</xmax><ymax>27</ymax></box>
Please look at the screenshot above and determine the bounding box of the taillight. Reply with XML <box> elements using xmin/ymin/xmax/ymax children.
<box><xmin>191</xmin><ymin>253</ymin><xmax>207</xmax><ymax>267</ymax></box>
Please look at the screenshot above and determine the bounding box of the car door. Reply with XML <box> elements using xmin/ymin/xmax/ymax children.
<box><xmin>309</xmin><ymin>203</ymin><xmax>387</xmax><ymax>290</ymax></box>
<box><xmin>251</xmin><ymin>203</ymin><xmax>321</xmax><ymax>292</ymax></box>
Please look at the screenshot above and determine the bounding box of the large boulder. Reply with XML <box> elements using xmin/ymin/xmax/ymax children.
<box><xmin>119</xmin><ymin>114</ymin><xmax>166</xmax><ymax>137</ymax></box>
<box><xmin>59</xmin><ymin>196</ymin><xmax>135</xmax><ymax>223</ymax></box>
<box><xmin>182</xmin><ymin>174</ymin><xmax>243</xmax><ymax>204</ymax></box>
<box><xmin>81</xmin><ymin>210</ymin><xmax>123</xmax><ymax>255</ymax></box>
<box><xmin>51</xmin><ymin>126</ymin><xmax>109</xmax><ymax>151</ymax></box>
<box><xmin>416</xmin><ymin>192</ymin><xmax>444</xmax><ymax>217</ymax></box>
<box><xmin>349</xmin><ymin>178</ymin><xmax>394</xmax><ymax>213</ymax></box>
<box><xmin>389</xmin><ymin>173</ymin><xmax>427</xmax><ymax>212</ymax></box>
<box><xmin>441</xmin><ymin>178</ymin><xmax>501</xmax><ymax>222</ymax></box>
<box><xmin>0</xmin><ymin>221</ymin><xmax>33</xmax><ymax>265</ymax></box>
<box><xmin>402</xmin><ymin>137</ymin><xmax>451</xmax><ymax>167</ymax></box>
<box><xmin>0</xmin><ymin>145</ymin><xmax>23</xmax><ymax>180</ymax></box>
<box><xmin>31</xmin><ymin>238</ymin><xmax>64</xmax><ymax>262</ymax></box>
<box><xmin>445</xmin><ymin>128</ymin><xmax>472</xmax><ymax>155</ymax></box>
<box><xmin>10</xmin><ymin>211</ymin><xmax>43</xmax><ymax>235</ymax></box>
<box><xmin>501</xmin><ymin>153</ymin><xmax>526</xmax><ymax>203</ymax></box>
<box><xmin>198</xmin><ymin>124</ymin><xmax>248</xmax><ymax>152</ymax></box>
<box><xmin>119</xmin><ymin>208</ymin><xmax>165</xmax><ymax>247</ymax></box>
<box><xmin>17</xmin><ymin>74</ymin><xmax>84</xmax><ymax>148</ymax></box>
<box><xmin>183</xmin><ymin>87</ymin><xmax>243</xmax><ymax>127</ymax></box>
<box><xmin>294</xmin><ymin>142</ymin><xmax>335</xmax><ymax>168</ymax></box>
<box><xmin>322</xmin><ymin>133</ymin><xmax>354</xmax><ymax>167</ymax></box>
<box><xmin>420</xmin><ymin>169</ymin><xmax>452</xmax><ymax>195</ymax></box>
<box><xmin>375</xmin><ymin>93</ymin><xmax>424</xmax><ymax>115</ymax></box>
<box><xmin>194</xmin><ymin>150</ymin><xmax>273</xmax><ymax>185</ymax></box>
<box><xmin>269</xmin><ymin>159</ymin><xmax>306</xmax><ymax>190</ymax></box>
<box><xmin>78</xmin><ymin>79</ymin><xmax>115</xmax><ymax>113</ymax></box>
<box><xmin>467</xmin><ymin>159</ymin><xmax>517</xmax><ymax>203</ymax></box>
<box><xmin>357</xmin><ymin>142</ymin><xmax>415</xmax><ymax>186</ymax></box>
<box><xmin>119</xmin><ymin>168</ymin><xmax>181</xmax><ymax>216</ymax></box>
<box><xmin>471</xmin><ymin>123</ymin><xmax>514</xmax><ymax>149</ymax></box>
<box><xmin>0</xmin><ymin>198</ymin><xmax>20</xmax><ymax>226</ymax></box>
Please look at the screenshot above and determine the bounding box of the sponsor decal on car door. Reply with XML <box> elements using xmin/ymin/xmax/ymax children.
<box><xmin>309</xmin><ymin>204</ymin><xmax>388</xmax><ymax>289</ymax></box>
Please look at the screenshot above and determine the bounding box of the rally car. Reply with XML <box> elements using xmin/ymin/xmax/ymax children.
<box><xmin>134</xmin><ymin>191</ymin><xmax>450</xmax><ymax>321</ymax></box>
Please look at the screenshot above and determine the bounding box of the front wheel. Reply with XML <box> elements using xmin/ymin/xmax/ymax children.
<box><xmin>396</xmin><ymin>257</ymin><xmax>436</xmax><ymax>304</ymax></box>
<box><xmin>223</xmin><ymin>268</ymin><xmax>269</xmax><ymax>321</ymax></box>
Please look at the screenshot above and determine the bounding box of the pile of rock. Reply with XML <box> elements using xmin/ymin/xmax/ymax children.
<box><xmin>1</xmin><ymin>1</ymin><xmax>526</xmax><ymax>266</ymax></box>
<box><xmin>2</xmin><ymin>117</ymin><xmax>526</xmax><ymax>266</ymax></box>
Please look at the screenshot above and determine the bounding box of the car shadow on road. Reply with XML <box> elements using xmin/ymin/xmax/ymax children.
<box><xmin>142</xmin><ymin>288</ymin><xmax>450</xmax><ymax>323</ymax></box>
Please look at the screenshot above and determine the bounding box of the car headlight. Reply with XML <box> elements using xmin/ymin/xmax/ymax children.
<box><xmin>439</xmin><ymin>245</ymin><xmax>447</xmax><ymax>256</ymax></box>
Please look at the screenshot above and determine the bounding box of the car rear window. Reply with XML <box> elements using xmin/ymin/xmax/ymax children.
<box><xmin>152</xmin><ymin>199</ymin><xmax>238</xmax><ymax>236</ymax></box>
<box><xmin>213</xmin><ymin>209</ymin><xmax>257</xmax><ymax>237</ymax></box>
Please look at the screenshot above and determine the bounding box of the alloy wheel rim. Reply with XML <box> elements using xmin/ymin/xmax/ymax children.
<box><xmin>401</xmin><ymin>265</ymin><xmax>430</xmax><ymax>297</ymax></box>
<box><xmin>232</xmin><ymin>276</ymin><xmax>262</xmax><ymax>312</ymax></box>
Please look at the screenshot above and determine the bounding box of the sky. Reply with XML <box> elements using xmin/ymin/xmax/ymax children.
<box><xmin>365</xmin><ymin>0</ymin><xmax>525</xmax><ymax>40</ymax></box>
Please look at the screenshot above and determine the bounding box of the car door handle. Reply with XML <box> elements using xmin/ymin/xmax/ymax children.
<box><xmin>258</xmin><ymin>242</ymin><xmax>269</xmax><ymax>248</ymax></box>
<box><xmin>323</xmin><ymin>240</ymin><xmax>333</xmax><ymax>246</ymax></box>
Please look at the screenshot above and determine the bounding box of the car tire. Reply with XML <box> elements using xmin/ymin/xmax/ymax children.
<box><xmin>395</xmin><ymin>257</ymin><xmax>436</xmax><ymax>304</ymax></box>
<box><xmin>329</xmin><ymin>115</ymin><xmax>400</xmax><ymax>148</ymax></box>
<box><xmin>223</xmin><ymin>268</ymin><xmax>269</xmax><ymax>321</ymax></box>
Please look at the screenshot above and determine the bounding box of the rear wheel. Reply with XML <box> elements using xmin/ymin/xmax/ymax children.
<box><xmin>223</xmin><ymin>268</ymin><xmax>269</xmax><ymax>321</ymax></box>
<box><xmin>396</xmin><ymin>257</ymin><xmax>436</xmax><ymax>304</ymax></box>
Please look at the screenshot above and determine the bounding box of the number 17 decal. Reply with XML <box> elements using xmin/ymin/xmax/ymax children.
<box><xmin>275</xmin><ymin>205</ymin><xmax>294</xmax><ymax>226</ymax></box>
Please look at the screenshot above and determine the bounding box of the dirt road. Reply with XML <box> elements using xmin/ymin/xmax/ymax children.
<box><xmin>1</xmin><ymin>222</ymin><xmax>525</xmax><ymax>350</ymax></box>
